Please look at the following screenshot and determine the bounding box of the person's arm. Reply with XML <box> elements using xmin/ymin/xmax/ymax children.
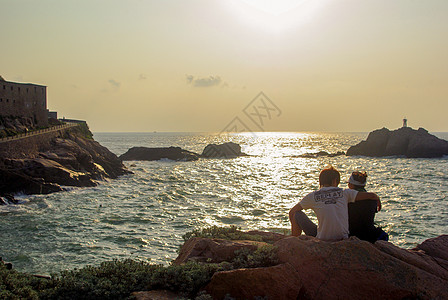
<box><xmin>289</xmin><ymin>203</ymin><xmax>304</xmax><ymax>236</ymax></box>
<box><xmin>355</xmin><ymin>192</ymin><xmax>381</xmax><ymax>212</ymax></box>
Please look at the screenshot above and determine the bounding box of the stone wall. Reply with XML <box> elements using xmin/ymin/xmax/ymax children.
<box><xmin>0</xmin><ymin>79</ymin><xmax>48</xmax><ymax>127</ymax></box>
<box><xmin>0</xmin><ymin>127</ymin><xmax>69</xmax><ymax>159</ymax></box>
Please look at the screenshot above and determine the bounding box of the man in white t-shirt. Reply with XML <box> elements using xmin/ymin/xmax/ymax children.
<box><xmin>289</xmin><ymin>166</ymin><xmax>381</xmax><ymax>241</ymax></box>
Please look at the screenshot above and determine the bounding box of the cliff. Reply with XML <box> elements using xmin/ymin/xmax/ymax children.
<box><xmin>0</xmin><ymin>123</ymin><xmax>130</xmax><ymax>197</ymax></box>
<box><xmin>347</xmin><ymin>127</ymin><xmax>448</xmax><ymax>158</ymax></box>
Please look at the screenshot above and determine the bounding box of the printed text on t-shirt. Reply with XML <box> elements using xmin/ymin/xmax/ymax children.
<box><xmin>314</xmin><ymin>188</ymin><xmax>343</xmax><ymax>204</ymax></box>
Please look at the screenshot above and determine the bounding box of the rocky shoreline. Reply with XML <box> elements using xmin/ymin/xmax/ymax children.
<box><xmin>2</xmin><ymin>228</ymin><xmax>447</xmax><ymax>299</ymax></box>
<box><xmin>0</xmin><ymin>123</ymin><xmax>130</xmax><ymax>200</ymax></box>
<box><xmin>143</xmin><ymin>231</ymin><xmax>448</xmax><ymax>299</ymax></box>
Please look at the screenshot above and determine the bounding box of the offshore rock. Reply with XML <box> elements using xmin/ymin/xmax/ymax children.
<box><xmin>173</xmin><ymin>237</ymin><xmax>268</xmax><ymax>265</ymax></box>
<box><xmin>347</xmin><ymin>127</ymin><xmax>448</xmax><ymax>158</ymax></box>
<box><xmin>294</xmin><ymin>151</ymin><xmax>345</xmax><ymax>158</ymax></box>
<box><xmin>201</xmin><ymin>142</ymin><xmax>247</xmax><ymax>158</ymax></box>
<box><xmin>119</xmin><ymin>146</ymin><xmax>199</xmax><ymax>161</ymax></box>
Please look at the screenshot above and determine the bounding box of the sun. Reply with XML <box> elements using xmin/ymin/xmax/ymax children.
<box><xmin>239</xmin><ymin>0</ymin><xmax>309</xmax><ymax>16</ymax></box>
<box><xmin>225</xmin><ymin>0</ymin><xmax>327</xmax><ymax>33</ymax></box>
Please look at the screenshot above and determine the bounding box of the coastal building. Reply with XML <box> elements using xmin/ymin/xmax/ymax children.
<box><xmin>0</xmin><ymin>76</ymin><xmax>48</xmax><ymax>127</ymax></box>
<box><xmin>48</xmin><ymin>111</ymin><xmax>58</xmax><ymax>119</ymax></box>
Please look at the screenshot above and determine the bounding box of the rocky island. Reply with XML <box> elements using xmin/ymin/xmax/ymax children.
<box><xmin>347</xmin><ymin>126</ymin><xmax>448</xmax><ymax>158</ymax></box>
<box><xmin>119</xmin><ymin>142</ymin><xmax>248</xmax><ymax>162</ymax></box>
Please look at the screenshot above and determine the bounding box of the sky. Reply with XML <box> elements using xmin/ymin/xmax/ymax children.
<box><xmin>1</xmin><ymin>0</ymin><xmax>447</xmax><ymax>132</ymax></box>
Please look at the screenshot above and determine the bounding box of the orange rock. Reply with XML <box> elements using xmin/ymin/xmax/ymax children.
<box><xmin>204</xmin><ymin>263</ymin><xmax>304</xmax><ymax>300</ymax></box>
<box><xmin>275</xmin><ymin>236</ymin><xmax>448</xmax><ymax>299</ymax></box>
<box><xmin>414</xmin><ymin>234</ymin><xmax>448</xmax><ymax>261</ymax></box>
<box><xmin>173</xmin><ymin>237</ymin><xmax>267</xmax><ymax>265</ymax></box>
<box><xmin>375</xmin><ymin>240</ymin><xmax>448</xmax><ymax>281</ymax></box>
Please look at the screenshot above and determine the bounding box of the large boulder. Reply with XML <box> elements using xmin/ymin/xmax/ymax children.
<box><xmin>173</xmin><ymin>237</ymin><xmax>268</xmax><ymax>265</ymax></box>
<box><xmin>375</xmin><ymin>239</ymin><xmax>448</xmax><ymax>281</ymax></box>
<box><xmin>414</xmin><ymin>234</ymin><xmax>448</xmax><ymax>261</ymax></box>
<box><xmin>201</xmin><ymin>142</ymin><xmax>246</xmax><ymax>158</ymax></box>
<box><xmin>204</xmin><ymin>263</ymin><xmax>304</xmax><ymax>300</ymax></box>
<box><xmin>347</xmin><ymin>127</ymin><xmax>448</xmax><ymax>158</ymax></box>
<box><xmin>275</xmin><ymin>236</ymin><xmax>448</xmax><ymax>299</ymax></box>
<box><xmin>134</xmin><ymin>232</ymin><xmax>448</xmax><ymax>299</ymax></box>
<box><xmin>0</xmin><ymin>168</ymin><xmax>63</xmax><ymax>196</ymax></box>
<box><xmin>119</xmin><ymin>146</ymin><xmax>199</xmax><ymax>162</ymax></box>
<box><xmin>3</xmin><ymin>158</ymin><xmax>97</xmax><ymax>187</ymax></box>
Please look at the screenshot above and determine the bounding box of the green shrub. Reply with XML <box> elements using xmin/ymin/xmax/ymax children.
<box><xmin>43</xmin><ymin>259</ymin><xmax>159</xmax><ymax>300</ymax></box>
<box><xmin>39</xmin><ymin>259</ymin><xmax>231</xmax><ymax>299</ymax></box>
<box><xmin>1</xmin><ymin>228</ymin><xmax>280</xmax><ymax>299</ymax></box>
<box><xmin>231</xmin><ymin>245</ymin><xmax>279</xmax><ymax>269</ymax></box>
<box><xmin>182</xmin><ymin>226</ymin><xmax>263</xmax><ymax>242</ymax></box>
<box><xmin>149</xmin><ymin>262</ymin><xmax>229</xmax><ymax>297</ymax></box>
<box><xmin>0</xmin><ymin>263</ymin><xmax>53</xmax><ymax>300</ymax></box>
<box><xmin>76</xmin><ymin>122</ymin><xmax>94</xmax><ymax>140</ymax></box>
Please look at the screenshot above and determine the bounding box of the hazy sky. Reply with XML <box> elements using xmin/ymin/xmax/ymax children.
<box><xmin>1</xmin><ymin>0</ymin><xmax>447</xmax><ymax>132</ymax></box>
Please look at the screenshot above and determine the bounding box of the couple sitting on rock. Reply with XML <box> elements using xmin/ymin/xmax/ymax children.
<box><xmin>289</xmin><ymin>166</ymin><xmax>388</xmax><ymax>243</ymax></box>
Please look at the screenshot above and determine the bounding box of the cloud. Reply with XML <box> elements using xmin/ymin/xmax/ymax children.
<box><xmin>139</xmin><ymin>74</ymin><xmax>147</xmax><ymax>80</ymax></box>
<box><xmin>108</xmin><ymin>79</ymin><xmax>120</xmax><ymax>88</ymax></box>
<box><xmin>186</xmin><ymin>74</ymin><xmax>194</xmax><ymax>84</ymax></box>
<box><xmin>186</xmin><ymin>74</ymin><xmax>222</xmax><ymax>87</ymax></box>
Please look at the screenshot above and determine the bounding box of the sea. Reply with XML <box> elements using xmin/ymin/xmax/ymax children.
<box><xmin>1</xmin><ymin>131</ymin><xmax>447</xmax><ymax>276</ymax></box>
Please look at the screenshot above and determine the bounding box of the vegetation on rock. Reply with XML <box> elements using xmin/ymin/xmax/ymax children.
<box><xmin>0</xmin><ymin>227</ymin><xmax>279</xmax><ymax>299</ymax></box>
<box><xmin>182</xmin><ymin>225</ymin><xmax>263</xmax><ymax>242</ymax></box>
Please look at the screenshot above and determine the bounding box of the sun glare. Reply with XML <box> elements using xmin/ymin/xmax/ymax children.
<box><xmin>225</xmin><ymin>0</ymin><xmax>327</xmax><ymax>33</ymax></box>
<box><xmin>240</xmin><ymin>0</ymin><xmax>309</xmax><ymax>16</ymax></box>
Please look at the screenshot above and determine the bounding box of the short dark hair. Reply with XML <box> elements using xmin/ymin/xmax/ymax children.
<box><xmin>319</xmin><ymin>166</ymin><xmax>340</xmax><ymax>186</ymax></box>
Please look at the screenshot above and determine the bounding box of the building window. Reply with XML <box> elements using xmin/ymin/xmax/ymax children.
<box><xmin>11</xmin><ymin>86</ymin><xmax>13</xmax><ymax>91</ymax></box>
<box><xmin>0</xmin><ymin>98</ymin><xmax>2</xmax><ymax>102</ymax></box>
<box><xmin>3</xmin><ymin>85</ymin><xmax>5</xmax><ymax>90</ymax></box>
<box><xmin>13</xmin><ymin>100</ymin><xmax>16</xmax><ymax>103</ymax></box>
<box><xmin>6</xmin><ymin>99</ymin><xmax>9</xmax><ymax>103</ymax></box>
<box><xmin>27</xmin><ymin>88</ymin><xmax>29</xmax><ymax>93</ymax></box>
<box><xmin>18</xmin><ymin>87</ymin><xmax>21</xmax><ymax>93</ymax></box>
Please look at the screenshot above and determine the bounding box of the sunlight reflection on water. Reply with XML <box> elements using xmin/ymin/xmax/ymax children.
<box><xmin>1</xmin><ymin>132</ymin><xmax>447</xmax><ymax>275</ymax></box>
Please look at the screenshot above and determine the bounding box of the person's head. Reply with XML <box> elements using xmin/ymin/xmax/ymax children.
<box><xmin>319</xmin><ymin>166</ymin><xmax>340</xmax><ymax>187</ymax></box>
<box><xmin>348</xmin><ymin>171</ymin><xmax>367</xmax><ymax>189</ymax></box>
